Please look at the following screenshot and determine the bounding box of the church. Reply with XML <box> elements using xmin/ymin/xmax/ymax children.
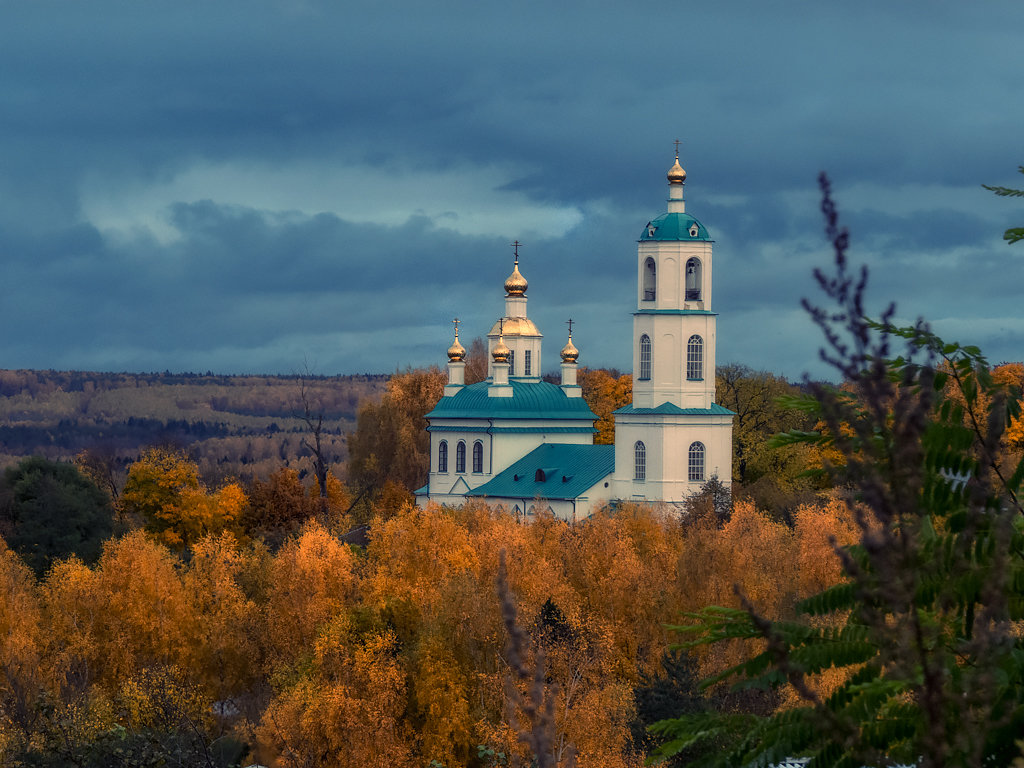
<box><xmin>414</xmin><ymin>153</ymin><xmax>734</xmax><ymax>519</ymax></box>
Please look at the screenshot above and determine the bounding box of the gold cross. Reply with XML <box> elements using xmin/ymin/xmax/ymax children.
<box><xmin>452</xmin><ymin>317</ymin><xmax>460</xmax><ymax>338</ymax></box>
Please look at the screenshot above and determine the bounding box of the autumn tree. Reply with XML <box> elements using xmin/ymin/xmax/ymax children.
<box><xmin>120</xmin><ymin>448</ymin><xmax>245</xmax><ymax>551</ymax></box>
<box><xmin>346</xmin><ymin>367</ymin><xmax>445</xmax><ymax>500</ymax></box>
<box><xmin>577</xmin><ymin>368</ymin><xmax>632</xmax><ymax>444</ymax></box>
<box><xmin>465</xmin><ymin>336</ymin><xmax>489</xmax><ymax>385</ymax></box>
<box><xmin>0</xmin><ymin>457</ymin><xmax>113</xmax><ymax>575</ymax></box>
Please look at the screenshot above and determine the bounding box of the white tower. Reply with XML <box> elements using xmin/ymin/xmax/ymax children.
<box><xmin>612</xmin><ymin>151</ymin><xmax>733</xmax><ymax>503</ymax></box>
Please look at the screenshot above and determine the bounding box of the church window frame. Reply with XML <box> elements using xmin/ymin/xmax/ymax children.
<box><xmin>689</xmin><ymin>442</ymin><xmax>705</xmax><ymax>482</ymax></box>
<box><xmin>638</xmin><ymin>335</ymin><xmax>652</xmax><ymax>380</ymax></box>
<box><xmin>438</xmin><ymin>441</ymin><xmax>448</xmax><ymax>473</ymax></box>
<box><xmin>685</xmin><ymin>257</ymin><xmax>702</xmax><ymax>301</ymax></box>
<box><xmin>687</xmin><ymin>335</ymin><xmax>704</xmax><ymax>381</ymax></box>
<box><xmin>456</xmin><ymin>441</ymin><xmax>466</xmax><ymax>473</ymax></box>
<box><xmin>634</xmin><ymin>441</ymin><xmax>646</xmax><ymax>481</ymax></box>
<box><xmin>643</xmin><ymin>257</ymin><xmax>656</xmax><ymax>301</ymax></box>
<box><xmin>472</xmin><ymin>441</ymin><xmax>483</xmax><ymax>473</ymax></box>
<box><xmin>524</xmin><ymin>350</ymin><xmax>532</xmax><ymax>376</ymax></box>
<box><xmin>508</xmin><ymin>350</ymin><xmax>515</xmax><ymax>376</ymax></box>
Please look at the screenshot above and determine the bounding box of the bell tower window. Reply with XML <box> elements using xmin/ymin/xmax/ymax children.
<box><xmin>634</xmin><ymin>441</ymin><xmax>646</xmax><ymax>481</ymax></box>
<box><xmin>643</xmin><ymin>257</ymin><xmax>656</xmax><ymax>301</ymax></box>
<box><xmin>687</xmin><ymin>335</ymin><xmax>703</xmax><ymax>380</ymax></box>
<box><xmin>689</xmin><ymin>442</ymin><xmax>705</xmax><ymax>482</ymax></box>
<box><xmin>685</xmin><ymin>258</ymin><xmax>702</xmax><ymax>301</ymax></box>
<box><xmin>638</xmin><ymin>335</ymin><xmax>651</xmax><ymax>380</ymax></box>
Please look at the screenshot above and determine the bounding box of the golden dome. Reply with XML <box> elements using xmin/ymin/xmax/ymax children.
<box><xmin>488</xmin><ymin>316</ymin><xmax>541</xmax><ymax>337</ymax></box>
<box><xmin>447</xmin><ymin>334</ymin><xmax>466</xmax><ymax>363</ymax></box>
<box><xmin>491</xmin><ymin>336</ymin><xmax>510</xmax><ymax>364</ymax></box>
<box><xmin>504</xmin><ymin>259</ymin><xmax>528</xmax><ymax>296</ymax></box>
<box><xmin>667</xmin><ymin>156</ymin><xmax>686</xmax><ymax>184</ymax></box>
<box><xmin>560</xmin><ymin>334</ymin><xmax>579</xmax><ymax>364</ymax></box>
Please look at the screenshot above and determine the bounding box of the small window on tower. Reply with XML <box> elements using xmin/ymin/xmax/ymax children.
<box><xmin>634</xmin><ymin>441</ymin><xmax>646</xmax><ymax>481</ymax></box>
<box><xmin>524</xmin><ymin>350</ymin><xmax>532</xmax><ymax>376</ymax></box>
<box><xmin>643</xmin><ymin>258</ymin><xmax>656</xmax><ymax>301</ymax></box>
<box><xmin>689</xmin><ymin>224</ymin><xmax>700</xmax><ymax>238</ymax></box>
<box><xmin>639</xmin><ymin>335</ymin><xmax>652</xmax><ymax>380</ymax></box>
<box><xmin>687</xmin><ymin>335</ymin><xmax>703</xmax><ymax>381</ymax></box>
<box><xmin>685</xmin><ymin>258</ymin><xmax>702</xmax><ymax>301</ymax></box>
<box><xmin>508</xmin><ymin>350</ymin><xmax>515</xmax><ymax>376</ymax></box>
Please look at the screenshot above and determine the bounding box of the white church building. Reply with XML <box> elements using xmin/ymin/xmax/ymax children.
<box><xmin>414</xmin><ymin>153</ymin><xmax>734</xmax><ymax>519</ymax></box>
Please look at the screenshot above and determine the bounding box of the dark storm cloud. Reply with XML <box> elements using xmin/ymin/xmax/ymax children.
<box><xmin>0</xmin><ymin>1</ymin><xmax>1021</xmax><ymax>377</ymax></box>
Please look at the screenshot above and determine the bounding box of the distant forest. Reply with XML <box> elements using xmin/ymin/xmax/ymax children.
<box><xmin>0</xmin><ymin>369</ymin><xmax>388</xmax><ymax>486</ymax></box>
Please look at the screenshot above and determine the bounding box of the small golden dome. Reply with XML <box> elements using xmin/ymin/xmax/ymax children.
<box><xmin>560</xmin><ymin>335</ymin><xmax>579</xmax><ymax>364</ymax></box>
<box><xmin>667</xmin><ymin>156</ymin><xmax>686</xmax><ymax>184</ymax></box>
<box><xmin>504</xmin><ymin>259</ymin><xmax>528</xmax><ymax>296</ymax></box>
<box><xmin>492</xmin><ymin>336</ymin><xmax>510</xmax><ymax>364</ymax></box>
<box><xmin>447</xmin><ymin>334</ymin><xmax>466</xmax><ymax>362</ymax></box>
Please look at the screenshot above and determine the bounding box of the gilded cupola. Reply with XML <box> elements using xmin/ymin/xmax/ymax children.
<box><xmin>504</xmin><ymin>257</ymin><xmax>528</xmax><ymax>297</ymax></box>
<box><xmin>667</xmin><ymin>154</ymin><xmax>686</xmax><ymax>184</ymax></box>
<box><xmin>560</xmin><ymin>333</ymin><xmax>579</xmax><ymax>364</ymax></box>
<box><xmin>447</xmin><ymin>332</ymin><xmax>466</xmax><ymax>363</ymax></box>
<box><xmin>492</xmin><ymin>334</ymin><xmax>510</xmax><ymax>363</ymax></box>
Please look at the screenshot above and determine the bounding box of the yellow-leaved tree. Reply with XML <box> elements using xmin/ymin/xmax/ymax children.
<box><xmin>120</xmin><ymin>448</ymin><xmax>246</xmax><ymax>550</ymax></box>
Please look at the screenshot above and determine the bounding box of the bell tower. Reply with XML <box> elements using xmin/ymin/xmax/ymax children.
<box><xmin>612</xmin><ymin>149</ymin><xmax>733</xmax><ymax>503</ymax></box>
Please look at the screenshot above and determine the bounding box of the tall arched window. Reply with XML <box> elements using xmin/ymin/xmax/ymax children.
<box><xmin>438</xmin><ymin>440</ymin><xmax>448</xmax><ymax>473</ymax></box>
<box><xmin>472</xmin><ymin>441</ymin><xmax>483</xmax><ymax>473</ymax></box>
<box><xmin>634</xmin><ymin>441</ymin><xmax>646</xmax><ymax>481</ymax></box>
<box><xmin>456</xmin><ymin>441</ymin><xmax>466</xmax><ymax>473</ymax></box>
<box><xmin>685</xmin><ymin>258</ymin><xmax>702</xmax><ymax>301</ymax></box>
<box><xmin>687</xmin><ymin>335</ymin><xmax>703</xmax><ymax>380</ymax></box>
<box><xmin>688</xmin><ymin>442</ymin><xmax>705</xmax><ymax>482</ymax></box>
<box><xmin>643</xmin><ymin>257</ymin><xmax>656</xmax><ymax>301</ymax></box>
<box><xmin>639</xmin><ymin>335</ymin><xmax>652</xmax><ymax>380</ymax></box>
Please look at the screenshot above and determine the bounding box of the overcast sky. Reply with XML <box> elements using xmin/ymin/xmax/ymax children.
<box><xmin>1</xmin><ymin>1</ymin><xmax>1022</xmax><ymax>380</ymax></box>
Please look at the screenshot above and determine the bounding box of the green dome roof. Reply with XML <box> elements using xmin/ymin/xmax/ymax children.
<box><xmin>640</xmin><ymin>212</ymin><xmax>710</xmax><ymax>241</ymax></box>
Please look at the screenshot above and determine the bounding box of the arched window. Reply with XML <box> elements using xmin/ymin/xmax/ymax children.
<box><xmin>438</xmin><ymin>441</ymin><xmax>448</xmax><ymax>473</ymax></box>
<box><xmin>456</xmin><ymin>441</ymin><xmax>466</xmax><ymax>473</ymax></box>
<box><xmin>689</xmin><ymin>442</ymin><xmax>705</xmax><ymax>482</ymax></box>
<box><xmin>643</xmin><ymin>257</ymin><xmax>656</xmax><ymax>301</ymax></box>
<box><xmin>634</xmin><ymin>441</ymin><xmax>646</xmax><ymax>481</ymax></box>
<box><xmin>685</xmin><ymin>258</ymin><xmax>702</xmax><ymax>301</ymax></box>
<box><xmin>639</xmin><ymin>335</ymin><xmax>652</xmax><ymax>380</ymax></box>
<box><xmin>687</xmin><ymin>335</ymin><xmax>703</xmax><ymax>381</ymax></box>
<box><xmin>472</xmin><ymin>441</ymin><xmax>483</xmax><ymax>473</ymax></box>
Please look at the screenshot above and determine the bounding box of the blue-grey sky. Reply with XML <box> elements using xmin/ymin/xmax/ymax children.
<box><xmin>1</xmin><ymin>1</ymin><xmax>1021</xmax><ymax>380</ymax></box>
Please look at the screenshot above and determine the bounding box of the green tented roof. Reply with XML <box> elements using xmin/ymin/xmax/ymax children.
<box><xmin>613</xmin><ymin>402</ymin><xmax>736</xmax><ymax>416</ymax></box>
<box><xmin>640</xmin><ymin>212</ymin><xmax>711</xmax><ymax>241</ymax></box>
<box><xmin>426</xmin><ymin>380</ymin><xmax>597</xmax><ymax>421</ymax></box>
<box><xmin>466</xmin><ymin>443</ymin><xmax>615</xmax><ymax>501</ymax></box>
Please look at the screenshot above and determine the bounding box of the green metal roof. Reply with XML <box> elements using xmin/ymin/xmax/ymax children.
<box><xmin>614</xmin><ymin>402</ymin><xmax>736</xmax><ymax>416</ymax></box>
<box><xmin>466</xmin><ymin>443</ymin><xmax>615</xmax><ymax>501</ymax></box>
<box><xmin>426</xmin><ymin>380</ymin><xmax>597</xmax><ymax>421</ymax></box>
<box><xmin>640</xmin><ymin>212</ymin><xmax>710</xmax><ymax>241</ymax></box>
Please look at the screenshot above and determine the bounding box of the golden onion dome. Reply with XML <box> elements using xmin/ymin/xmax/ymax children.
<box><xmin>492</xmin><ymin>336</ymin><xmax>510</xmax><ymax>364</ymax></box>
<box><xmin>667</xmin><ymin>156</ymin><xmax>686</xmax><ymax>184</ymax></box>
<box><xmin>560</xmin><ymin>335</ymin><xmax>579</xmax><ymax>364</ymax></box>
<box><xmin>504</xmin><ymin>259</ymin><xmax>528</xmax><ymax>296</ymax></box>
<box><xmin>447</xmin><ymin>334</ymin><xmax>466</xmax><ymax>363</ymax></box>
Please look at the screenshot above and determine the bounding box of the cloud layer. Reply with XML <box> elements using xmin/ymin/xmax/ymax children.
<box><xmin>1</xmin><ymin>1</ymin><xmax>1021</xmax><ymax>380</ymax></box>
